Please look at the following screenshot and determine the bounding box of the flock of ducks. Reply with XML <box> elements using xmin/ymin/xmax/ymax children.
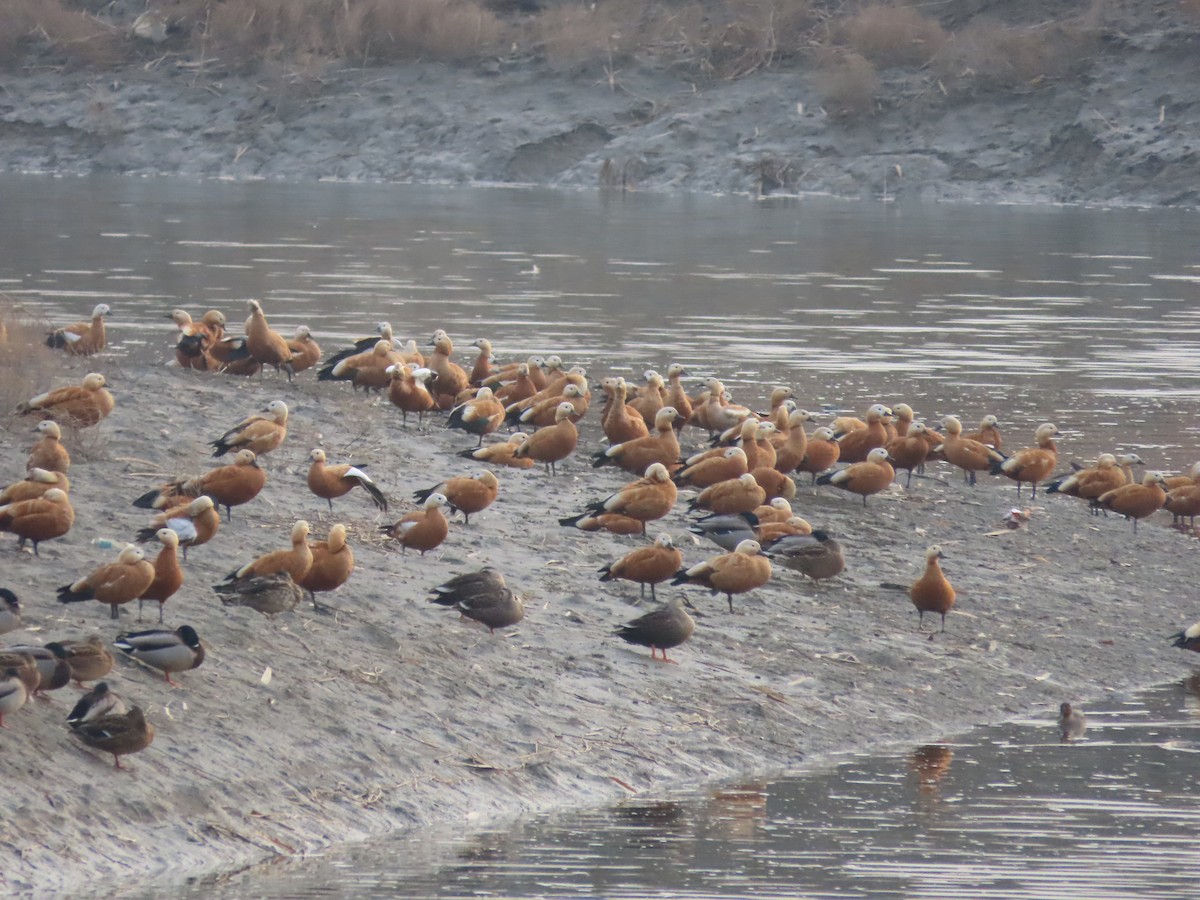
<box><xmin>3</xmin><ymin>296</ymin><xmax>1199</xmax><ymax>765</ymax></box>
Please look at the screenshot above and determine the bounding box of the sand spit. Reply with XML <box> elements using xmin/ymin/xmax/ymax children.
<box><xmin>2</xmin><ymin>350</ymin><xmax>1197</xmax><ymax>895</ymax></box>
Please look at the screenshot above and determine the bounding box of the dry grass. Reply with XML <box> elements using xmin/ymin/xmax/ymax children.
<box><xmin>0</xmin><ymin>0</ymin><xmax>130</xmax><ymax>70</ymax></box>
<box><xmin>0</xmin><ymin>298</ymin><xmax>58</xmax><ymax>427</ymax></box>
<box><xmin>530</xmin><ymin>1</ymin><xmax>635</xmax><ymax>68</ymax></box>
<box><xmin>933</xmin><ymin>18</ymin><xmax>1098</xmax><ymax>92</ymax></box>
<box><xmin>818</xmin><ymin>50</ymin><xmax>879</xmax><ymax>118</ymax></box>
<box><xmin>339</xmin><ymin>0</ymin><xmax>504</xmax><ymax>63</ymax></box>
<box><xmin>839</xmin><ymin>3</ymin><xmax>946</xmax><ymax>68</ymax></box>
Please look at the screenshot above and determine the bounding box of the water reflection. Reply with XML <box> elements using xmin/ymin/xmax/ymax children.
<box><xmin>2</xmin><ymin>177</ymin><xmax>1200</xmax><ymax>467</ymax></box>
<box><xmin>145</xmin><ymin>680</ymin><xmax>1200</xmax><ymax>899</ymax></box>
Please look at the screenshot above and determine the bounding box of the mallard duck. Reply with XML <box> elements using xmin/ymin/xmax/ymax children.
<box><xmin>763</xmin><ymin>530</ymin><xmax>845</xmax><ymax>583</ymax></box>
<box><xmin>215</xmin><ymin>571</ymin><xmax>310</xmax><ymax>617</ymax></box>
<box><xmin>52</xmin><ymin>635</ymin><xmax>114</xmax><ymax>685</ymax></box>
<box><xmin>3</xmin><ymin>643</ymin><xmax>71</xmax><ymax>694</ymax></box>
<box><xmin>0</xmin><ymin>666</ymin><xmax>29</xmax><ymax>727</ymax></box>
<box><xmin>614</xmin><ymin>595</ymin><xmax>696</xmax><ymax>662</ymax></box>
<box><xmin>66</xmin><ymin>681</ymin><xmax>127</xmax><ymax>729</ymax></box>
<box><xmin>428</xmin><ymin>568</ymin><xmax>525</xmax><ymax>633</ymax></box>
<box><xmin>0</xmin><ymin>589</ymin><xmax>20</xmax><ymax>636</ymax></box>
<box><xmin>1058</xmin><ymin>702</ymin><xmax>1087</xmax><ymax>742</ymax></box>
<box><xmin>114</xmin><ymin>625</ymin><xmax>205</xmax><ymax>686</ymax></box>
<box><xmin>72</xmin><ymin>706</ymin><xmax>155</xmax><ymax>769</ymax></box>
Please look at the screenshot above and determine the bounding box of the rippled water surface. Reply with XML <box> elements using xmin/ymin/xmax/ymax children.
<box><xmin>3</xmin><ymin>177</ymin><xmax>1200</xmax><ymax>465</ymax></box>
<box><xmin>167</xmin><ymin>678</ymin><xmax>1200</xmax><ymax>898</ymax></box>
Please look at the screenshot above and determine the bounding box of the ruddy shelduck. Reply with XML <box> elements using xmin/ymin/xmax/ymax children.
<box><xmin>817</xmin><ymin>447</ymin><xmax>896</xmax><ymax>507</ymax></box>
<box><xmin>689</xmin><ymin>473</ymin><xmax>766</xmax><ymax>516</ymax></box>
<box><xmin>426</xmin><ymin>331</ymin><xmax>471</xmax><ymax>408</ymax></box>
<box><xmin>671</xmin><ymin>539</ymin><xmax>772</xmax><ymax>613</ymax></box>
<box><xmin>601</xmin><ymin>377</ymin><xmax>650</xmax><ymax>445</ymax></box>
<box><xmin>513</xmin><ymin>402</ymin><xmax>579</xmax><ymax>475</ymax></box>
<box><xmin>772</xmin><ymin>409</ymin><xmax>814</xmax><ymax>474</ymax></box>
<box><xmin>0</xmin><ymin>487</ymin><xmax>74</xmax><ymax>555</ymax></box>
<box><xmin>226</xmin><ymin>520</ymin><xmax>314</xmax><ymax>582</ymax></box>
<box><xmin>387</xmin><ymin>364</ymin><xmax>436</xmax><ymax>425</ymax></box>
<box><xmin>134</xmin><ymin>448</ymin><xmax>267</xmax><ymax>521</ymax></box>
<box><xmin>796</xmin><ymin>426</ymin><xmax>841</xmax><ymax>483</ymax></box>
<box><xmin>675</xmin><ymin>446</ymin><xmax>749</xmax><ymax>489</ymax></box>
<box><xmin>136</xmin><ymin>495</ymin><xmax>219</xmax><ymax>556</ymax></box>
<box><xmin>287</xmin><ymin>325</ymin><xmax>322</xmax><ymax>374</ymax></box>
<box><xmin>210</xmin><ymin>399</ymin><xmax>289</xmax><ymax>458</ymax></box>
<box><xmin>414</xmin><ymin>471</ymin><xmax>498</xmax><ymax>525</ymax></box>
<box><xmin>997</xmin><ymin>423</ymin><xmax>1059</xmax><ymax>497</ymax></box>
<box><xmin>836</xmin><ymin>404</ymin><xmax>893</xmax><ymax>464</ymax></box>
<box><xmin>754</xmin><ymin>515</ymin><xmax>812</xmax><ymax>545</ymax></box>
<box><xmin>318</xmin><ymin>339</ymin><xmax>400</xmax><ymax>392</ymax></box>
<box><xmin>307</xmin><ymin>449</ymin><xmax>388</xmax><ymax>512</ymax></box>
<box><xmin>910</xmin><ymin>545</ymin><xmax>955</xmax><ymax>633</ymax></box>
<box><xmin>938</xmin><ymin>416</ymin><xmax>1005</xmax><ymax>486</ymax></box>
<box><xmin>1046</xmin><ymin>453</ymin><xmax>1127</xmax><ymax>510</ymax></box>
<box><xmin>139</xmin><ymin>528</ymin><xmax>183</xmax><ymax>623</ymax></box>
<box><xmin>381</xmin><ymin>493</ymin><xmax>450</xmax><ymax>555</ymax></box>
<box><xmin>244</xmin><ymin>299</ymin><xmax>295</xmax><ymax>379</ymax></box>
<box><xmin>567</xmin><ymin>463</ymin><xmax>677</xmax><ymax>534</ymax></box>
<box><xmin>57</xmin><ymin>545</ymin><xmax>156</xmax><ymax>620</ymax></box>
<box><xmin>458</xmin><ymin>432</ymin><xmax>535</xmax><ymax>469</ymax></box>
<box><xmin>46</xmin><ymin>303</ymin><xmax>110</xmax><ymax>355</ymax></box>
<box><xmin>594</xmin><ymin>406</ymin><xmax>681</xmax><ymax>476</ymax></box>
<box><xmin>599</xmin><ymin>533</ymin><xmax>684</xmax><ymax>601</ymax></box>
<box><xmin>448</xmin><ymin>387</ymin><xmax>506</xmax><ymax>446</ymax></box>
<box><xmin>887</xmin><ymin>422</ymin><xmax>931</xmax><ymax>489</ymax></box>
<box><xmin>298</xmin><ymin>523</ymin><xmax>355</xmax><ymax>594</ymax></box>
<box><xmin>1095</xmin><ymin>471</ymin><xmax>1168</xmax><ymax>531</ymax></box>
<box><xmin>750</xmin><ymin>466</ymin><xmax>796</xmax><ymax>503</ymax></box>
<box><xmin>0</xmin><ymin>468</ymin><xmax>69</xmax><ymax>506</ymax></box>
<box><xmin>26</xmin><ymin>420</ymin><xmax>70</xmax><ymax>473</ymax></box>
<box><xmin>19</xmin><ymin>373</ymin><xmax>114</xmax><ymax>428</ymax></box>
<box><xmin>964</xmin><ymin>414</ymin><xmax>1002</xmax><ymax>449</ymax></box>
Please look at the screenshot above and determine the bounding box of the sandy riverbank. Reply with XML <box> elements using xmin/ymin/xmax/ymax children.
<box><xmin>2</xmin><ymin>327</ymin><xmax>1198</xmax><ymax>895</ymax></box>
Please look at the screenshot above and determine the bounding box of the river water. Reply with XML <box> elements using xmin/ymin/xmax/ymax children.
<box><xmin>170</xmin><ymin>678</ymin><xmax>1200</xmax><ymax>898</ymax></box>
<box><xmin>4</xmin><ymin>177</ymin><xmax>1200</xmax><ymax>896</ymax></box>
<box><xmin>3</xmin><ymin>177</ymin><xmax>1200</xmax><ymax>466</ymax></box>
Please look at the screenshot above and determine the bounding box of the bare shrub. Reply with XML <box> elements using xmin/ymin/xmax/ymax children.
<box><xmin>840</xmin><ymin>3</ymin><xmax>946</xmax><ymax>68</ymax></box>
<box><xmin>933</xmin><ymin>18</ymin><xmax>1097</xmax><ymax>92</ymax></box>
<box><xmin>340</xmin><ymin>0</ymin><xmax>504</xmax><ymax>63</ymax></box>
<box><xmin>0</xmin><ymin>298</ymin><xmax>57</xmax><ymax>424</ymax></box>
<box><xmin>201</xmin><ymin>0</ymin><xmax>341</xmax><ymax>71</ymax></box>
<box><xmin>0</xmin><ymin>0</ymin><xmax>130</xmax><ymax>70</ymax></box>
<box><xmin>532</xmin><ymin>2</ymin><xmax>631</xmax><ymax>68</ymax></box>
<box><xmin>819</xmin><ymin>51</ymin><xmax>879</xmax><ymax>118</ymax></box>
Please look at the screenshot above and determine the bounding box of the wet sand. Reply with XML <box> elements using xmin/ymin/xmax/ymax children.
<box><xmin>2</xmin><ymin>338</ymin><xmax>1197</xmax><ymax>894</ymax></box>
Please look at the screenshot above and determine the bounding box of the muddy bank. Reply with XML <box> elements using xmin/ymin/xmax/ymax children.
<box><xmin>2</xmin><ymin>326</ymin><xmax>1198</xmax><ymax>894</ymax></box>
<box><xmin>1</xmin><ymin>10</ymin><xmax>1199</xmax><ymax>205</ymax></box>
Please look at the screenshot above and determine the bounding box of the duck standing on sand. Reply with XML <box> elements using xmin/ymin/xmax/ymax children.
<box><xmin>599</xmin><ymin>533</ymin><xmax>684</xmax><ymax>601</ymax></box>
<box><xmin>381</xmin><ymin>494</ymin><xmax>450</xmax><ymax>555</ymax></box>
<box><xmin>671</xmin><ymin>539</ymin><xmax>772</xmax><ymax>614</ymax></box>
<box><xmin>910</xmin><ymin>545</ymin><xmax>955</xmax><ymax>633</ymax></box>
<box><xmin>428</xmin><ymin>568</ymin><xmax>525</xmax><ymax>633</ymax></box>
<box><xmin>72</xmin><ymin>706</ymin><xmax>155</xmax><ymax>769</ymax></box>
<box><xmin>113</xmin><ymin>625</ymin><xmax>205</xmax><ymax>686</ymax></box>
<box><xmin>57</xmin><ymin>545</ymin><xmax>156</xmax><ymax>620</ymax></box>
<box><xmin>66</xmin><ymin>681</ymin><xmax>127</xmax><ymax>729</ymax></box>
<box><xmin>614</xmin><ymin>595</ymin><xmax>695</xmax><ymax>662</ymax></box>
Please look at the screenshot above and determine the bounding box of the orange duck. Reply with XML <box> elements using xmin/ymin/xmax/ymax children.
<box><xmin>386</xmin><ymin>364</ymin><xmax>437</xmax><ymax>425</ymax></box>
<box><xmin>887</xmin><ymin>421</ymin><xmax>931</xmax><ymax>489</ymax></box>
<box><xmin>937</xmin><ymin>416</ymin><xmax>1005</xmax><ymax>486</ymax></box>
<box><xmin>599</xmin><ymin>533</ymin><xmax>684</xmax><ymax>601</ymax></box>
<box><xmin>244</xmin><ymin>299</ymin><xmax>295</xmax><ymax>379</ymax></box>
<box><xmin>562</xmin><ymin>463</ymin><xmax>677</xmax><ymax>535</ymax></box>
<box><xmin>57</xmin><ymin>545</ymin><xmax>156</xmax><ymax>620</ymax></box>
<box><xmin>138</xmin><ymin>528</ymin><xmax>184</xmax><ymax>623</ymax></box>
<box><xmin>750</xmin><ymin>466</ymin><xmax>796</xmax><ymax>503</ymax></box>
<box><xmin>458</xmin><ymin>432</ymin><xmax>535</xmax><ymax>469</ymax></box>
<box><xmin>963</xmin><ymin>414</ymin><xmax>1002</xmax><ymax>449</ymax></box>
<box><xmin>0</xmin><ymin>468</ymin><xmax>69</xmax><ymax>506</ymax></box>
<box><xmin>287</xmin><ymin>326</ymin><xmax>322</xmax><ymax>374</ymax></box>
<box><xmin>836</xmin><ymin>404</ymin><xmax>893</xmax><ymax>464</ymax></box>
<box><xmin>318</xmin><ymin>339</ymin><xmax>401</xmax><ymax>392</ymax></box>
<box><xmin>210</xmin><ymin>400</ymin><xmax>289</xmax><ymax>459</ymax></box>
<box><xmin>427</xmin><ymin>331</ymin><xmax>471</xmax><ymax>409</ymax></box>
<box><xmin>600</xmin><ymin>377</ymin><xmax>650</xmax><ymax>444</ymax></box>
<box><xmin>796</xmin><ymin>426</ymin><xmax>840</xmax><ymax>484</ymax></box>
<box><xmin>414</xmin><ymin>471</ymin><xmax>498</xmax><ymax>524</ymax></box>
<box><xmin>671</xmin><ymin>538</ymin><xmax>772</xmax><ymax>614</ymax></box>
<box><xmin>518</xmin><ymin>382</ymin><xmax>589</xmax><ymax>428</ymax></box>
<box><xmin>594</xmin><ymin>407</ymin><xmax>681</xmax><ymax>476</ymax></box>
<box><xmin>996</xmin><ymin>423</ymin><xmax>1059</xmax><ymax>498</ymax></box>
<box><xmin>1095</xmin><ymin>471</ymin><xmax>1168</xmax><ymax>532</ymax></box>
<box><xmin>1046</xmin><ymin>453</ymin><xmax>1127</xmax><ymax>511</ymax></box>
<box><xmin>772</xmin><ymin>409</ymin><xmax>814</xmax><ymax>474</ymax></box>
<box><xmin>299</xmin><ymin>523</ymin><xmax>355</xmax><ymax>595</ymax></box>
<box><xmin>448</xmin><ymin>387</ymin><xmax>506</xmax><ymax>447</ymax></box>
<box><xmin>675</xmin><ymin>447</ymin><xmax>750</xmax><ymax>489</ymax></box>
<box><xmin>689</xmin><ymin>473</ymin><xmax>767</xmax><ymax>516</ymax></box>
<box><xmin>306</xmin><ymin>449</ymin><xmax>388</xmax><ymax>512</ymax></box>
<box><xmin>18</xmin><ymin>373</ymin><xmax>114</xmax><ymax>428</ymax></box>
<box><xmin>46</xmin><ymin>303</ymin><xmax>110</xmax><ymax>355</ymax></box>
<box><xmin>513</xmin><ymin>402</ymin><xmax>579</xmax><ymax>475</ymax></box>
<box><xmin>468</xmin><ymin>338</ymin><xmax>496</xmax><ymax>387</ymax></box>
<box><xmin>1163</xmin><ymin>461</ymin><xmax>1200</xmax><ymax>492</ymax></box>
<box><xmin>817</xmin><ymin>447</ymin><xmax>895</xmax><ymax>507</ymax></box>
<box><xmin>225</xmin><ymin>520</ymin><xmax>313</xmax><ymax>582</ymax></box>
<box><xmin>664</xmin><ymin>364</ymin><xmax>692</xmax><ymax>428</ymax></box>
<box><xmin>133</xmin><ymin>449</ymin><xmax>267</xmax><ymax>521</ymax></box>
<box><xmin>910</xmin><ymin>545</ymin><xmax>955</xmax><ymax>633</ymax></box>
<box><xmin>0</xmin><ymin>487</ymin><xmax>74</xmax><ymax>555</ymax></box>
<box><xmin>381</xmin><ymin>494</ymin><xmax>449</xmax><ymax>555</ymax></box>
<box><xmin>26</xmin><ymin>420</ymin><xmax>71</xmax><ymax>473</ymax></box>
<box><xmin>136</xmin><ymin>495</ymin><xmax>219</xmax><ymax>557</ymax></box>
<box><xmin>628</xmin><ymin>370</ymin><xmax>666</xmax><ymax>427</ymax></box>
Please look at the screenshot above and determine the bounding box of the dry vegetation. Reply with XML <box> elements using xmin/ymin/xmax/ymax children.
<box><xmin>0</xmin><ymin>298</ymin><xmax>57</xmax><ymax>419</ymax></box>
<box><xmin>0</xmin><ymin>1</ymin><xmax>1195</xmax><ymax>113</ymax></box>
